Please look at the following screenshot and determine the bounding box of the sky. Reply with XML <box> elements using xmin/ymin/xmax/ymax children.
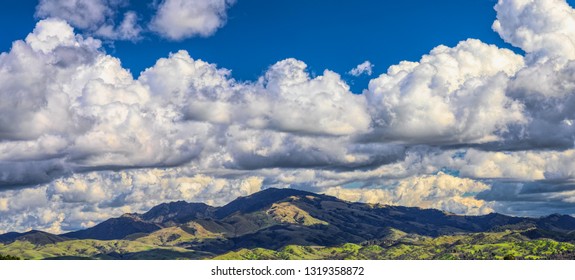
<box><xmin>1</xmin><ymin>0</ymin><xmax>575</xmax><ymax>233</ymax></box>
<box><xmin>0</xmin><ymin>0</ymin><xmax>525</xmax><ymax>92</ymax></box>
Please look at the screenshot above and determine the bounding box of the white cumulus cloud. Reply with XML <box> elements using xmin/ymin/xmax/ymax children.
<box><xmin>325</xmin><ymin>173</ymin><xmax>494</xmax><ymax>215</ymax></box>
<box><xmin>494</xmin><ymin>0</ymin><xmax>575</xmax><ymax>60</ymax></box>
<box><xmin>366</xmin><ymin>39</ymin><xmax>526</xmax><ymax>144</ymax></box>
<box><xmin>349</xmin><ymin>60</ymin><xmax>374</xmax><ymax>76</ymax></box>
<box><xmin>0</xmin><ymin>169</ymin><xmax>264</xmax><ymax>234</ymax></box>
<box><xmin>35</xmin><ymin>0</ymin><xmax>141</xmax><ymax>40</ymax></box>
<box><xmin>150</xmin><ymin>0</ymin><xmax>236</xmax><ymax>40</ymax></box>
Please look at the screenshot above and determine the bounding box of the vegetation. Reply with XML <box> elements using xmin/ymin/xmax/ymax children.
<box><xmin>0</xmin><ymin>239</ymin><xmax>212</xmax><ymax>260</ymax></box>
<box><xmin>130</xmin><ymin>222</ymin><xmax>223</xmax><ymax>246</ymax></box>
<box><xmin>5</xmin><ymin>229</ymin><xmax>570</xmax><ymax>260</ymax></box>
<box><xmin>0</xmin><ymin>254</ymin><xmax>20</xmax><ymax>260</ymax></box>
<box><xmin>211</xmin><ymin>231</ymin><xmax>575</xmax><ymax>260</ymax></box>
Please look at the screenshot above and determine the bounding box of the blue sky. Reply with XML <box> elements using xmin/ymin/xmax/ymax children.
<box><xmin>3</xmin><ymin>0</ymin><xmax>575</xmax><ymax>233</ymax></box>
<box><xmin>1</xmin><ymin>0</ymin><xmax>529</xmax><ymax>91</ymax></box>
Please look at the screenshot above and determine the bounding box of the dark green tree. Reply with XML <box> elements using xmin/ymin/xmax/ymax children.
<box><xmin>0</xmin><ymin>254</ymin><xmax>20</xmax><ymax>260</ymax></box>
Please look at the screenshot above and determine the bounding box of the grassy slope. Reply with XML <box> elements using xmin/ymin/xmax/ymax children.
<box><xmin>1</xmin><ymin>229</ymin><xmax>574</xmax><ymax>260</ymax></box>
<box><xmin>0</xmin><ymin>239</ymin><xmax>212</xmax><ymax>260</ymax></box>
<box><xmin>132</xmin><ymin>222</ymin><xmax>223</xmax><ymax>246</ymax></box>
<box><xmin>211</xmin><ymin>230</ymin><xmax>575</xmax><ymax>260</ymax></box>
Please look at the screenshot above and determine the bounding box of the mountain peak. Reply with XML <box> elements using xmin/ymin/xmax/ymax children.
<box><xmin>248</xmin><ymin>187</ymin><xmax>326</xmax><ymax>201</ymax></box>
<box><xmin>214</xmin><ymin>188</ymin><xmax>322</xmax><ymax>219</ymax></box>
<box><xmin>62</xmin><ymin>216</ymin><xmax>161</xmax><ymax>240</ymax></box>
<box><xmin>0</xmin><ymin>230</ymin><xmax>70</xmax><ymax>245</ymax></box>
<box><xmin>141</xmin><ymin>200</ymin><xmax>214</xmax><ymax>225</ymax></box>
<box><xmin>121</xmin><ymin>213</ymin><xmax>142</xmax><ymax>219</ymax></box>
<box><xmin>537</xmin><ymin>214</ymin><xmax>575</xmax><ymax>231</ymax></box>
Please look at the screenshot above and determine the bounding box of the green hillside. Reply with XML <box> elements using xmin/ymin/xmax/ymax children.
<box><xmin>2</xmin><ymin>229</ymin><xmax>574</xmax><ymax>260</ymax></box>
<box><xmin>212</xmin><ymin>230</ymin><xmax>575</xmax><ymax>260</ymax></box>
<box><xmin>0</xmin><ymin>239</ymin><xmax>212</xmax><ymax>260</ymax></box>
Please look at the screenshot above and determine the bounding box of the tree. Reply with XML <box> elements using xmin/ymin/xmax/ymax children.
<box><xmin>0</xmin><ymin>254</ymin><xmax>20</xmax><ymax>260</ymax></box>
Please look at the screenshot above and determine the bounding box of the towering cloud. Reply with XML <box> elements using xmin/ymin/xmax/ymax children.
<box><xmin>493</xmin><ymin>0</ymin><xmax>575</xmax><ymax>150</ymax></box>
<box><xmin>0</xmin><ymin>18</ymin><xmax>377</xmax><ymax>187</ymax></box>
<box><xmin>366</xmin><ymin>39</ymin><xmax>525</xmax><ymax>144</ymax></box>
<box><xmin>494</xmin><ymin>0</ymin><xmax>575</xmax><ymax>60</ymax></box>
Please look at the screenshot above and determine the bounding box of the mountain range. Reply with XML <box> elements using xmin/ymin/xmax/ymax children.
<box><xmin>2</xmin><ymin>188</ymin><xmax>575</xmax><ymax>260</ymax></box>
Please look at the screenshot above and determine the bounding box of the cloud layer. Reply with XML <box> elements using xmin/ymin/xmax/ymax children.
<box><xmin>325</xmin><ymin>173</ymin><xmax>494</xmax><ymax>215</ymax></box>
<box><xmin>2</xmin><ymin>0</ymin><xmax>575</xmax><ymax>232</ymax></box>
<box><xmin>0</xmin><ymin>169</ymin><xmax>263</xmax><ymax>233</ymax></box>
